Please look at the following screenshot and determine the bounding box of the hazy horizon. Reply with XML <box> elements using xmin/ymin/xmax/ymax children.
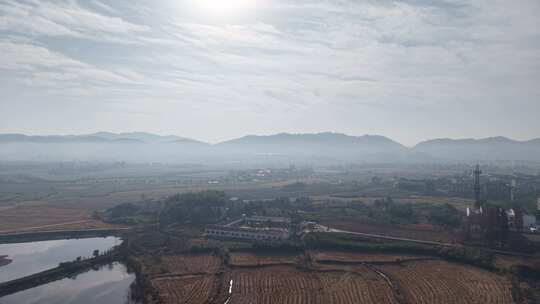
<box><xmin>1</xmin><ymin>0</ymin><xmax>540</xmax><ymax>146</ymax></box>
<box><xmin>2</xmin><ymin>130</ymin><xmax>540</xmax><ymax>147</ymax></box>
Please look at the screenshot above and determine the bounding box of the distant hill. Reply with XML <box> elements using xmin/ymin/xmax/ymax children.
<box><xmin>218</xmin><ymin>132</ymin><xmax>403</xmax><ymax>149</ymax></box>
<box><xmin>414</xmin><ymin>137</ymin><xmax>540</xmax><ymax>161</ymax></box>
<box><xmin>1</xmin><ymin>132</ymin><xmax>539</xmax><ymax>163</ymax></box>
<box><xmin>0</xmin><ymin>134</ymin><xmax>109</xmax><ymax>143</ymax></box>
<box><xmin>216</xmin><ymin>132</ymin><xmax>410</xmax><ymax>162</ymax></box>
<box><xmin>89</xmin><ymin>132</ymin><xmax>207</xmax><ymax>145</ymax></box>
<box><xmin>0</xmin><ymin>132</ymin><xmax>207</xmax><ymax>145</ymax></box>
<box><xmin>0</xmin><ymin>132</ymin><xmax>210</xmax><ymax>163</ymax></box>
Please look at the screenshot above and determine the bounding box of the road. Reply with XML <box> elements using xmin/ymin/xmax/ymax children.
<box><xmin>322</xmin><ymin>226</ymin><xmax>458</xmax><ymax>247</ymax></box>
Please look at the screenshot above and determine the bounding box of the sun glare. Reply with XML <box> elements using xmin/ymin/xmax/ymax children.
<box><xmin>197</xmin><ymin>0</ymin><xmax>255</xmax><ymax>15</ymax></box>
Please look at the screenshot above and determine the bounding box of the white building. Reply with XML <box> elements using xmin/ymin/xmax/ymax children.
<box><xmin>244</xmin><ymin>216</ymin><xmax>291</xmax><ymax>228</ymax></box>
<box><xmin>205</xmin><ymin>225</ymin><xmax>290</xmax><ymax>242</ymax></box>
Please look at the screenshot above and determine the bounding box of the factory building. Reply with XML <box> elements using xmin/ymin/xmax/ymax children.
<box><xmin>205</xmin><ymin>216</ymin><xmax>292</xmax><ymax>242</ymax></box>
<box><xmin>205</xmin><ymin>225</ymin><xmax>290</xmax><ymax>241</ymax></box>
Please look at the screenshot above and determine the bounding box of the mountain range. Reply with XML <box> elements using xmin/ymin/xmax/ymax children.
<box><xmin>414</xmin><ymin>136</ymin><xmax>540</xmax><ymax>162</ymax></box>
<box><xmin>1</xmin><ymin>132</ymin><xmax>539</xmax><ymax>163</ymax></box>
<box><xmin>0</xmin><ymin>132</ymin><xmax>207</xmax><ymax>145</ymax></box>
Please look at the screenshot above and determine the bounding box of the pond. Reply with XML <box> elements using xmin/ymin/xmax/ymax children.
<box><xmin>0</xmin><ymin>237</ymin><xmax>122</xmax><ymax>283</ymax></box>
<box><xmin>0</xmin><ymin>262</ymin><xmax>136</xmax><ymax>304</ymax></box>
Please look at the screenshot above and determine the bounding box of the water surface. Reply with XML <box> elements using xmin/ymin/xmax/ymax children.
<box><xmin>0</xmin><ymin>262</ymin><xmax>135</xmax><ymax>304</ymax></box>
<box><xmin>0</xmin><ymin>237</ymin><xmax>121</xmax><ymax>283</ymax></box>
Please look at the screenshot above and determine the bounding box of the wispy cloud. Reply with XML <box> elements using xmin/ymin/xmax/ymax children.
<box><xmin>0</xmin><ymin>0</ymin><xmax>539</xmax><ymax>143</ymax></box>
<box><xmin>0</xmin><ymin>0</ymin><xmax>149</xmax><ymax>42</ymax></box>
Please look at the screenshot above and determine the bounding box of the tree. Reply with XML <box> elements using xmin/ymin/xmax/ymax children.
<box><xmin>159</xmin><ymin>191</ymin><xmax>227</xmax><ymax>225</ymax></box>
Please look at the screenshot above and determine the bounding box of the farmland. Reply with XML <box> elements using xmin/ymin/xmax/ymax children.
<box><xmin>308</xmin><ymin>251</ymin><xmax>429</xmax><ymax>263</ymax></box>
<box><xmin>160</xmin><ymin>255</ymin><xmax>222</xmax><ymax>274</ymax></box>
<box><xmin>0</xmin><ymin>206</ymin><xmax>119</xmax><ymax>233</ymax></box>
<box><xmin>223</xmin><ymin>265</ymin><xmax>396</xmax><ymax>304</ymax></box>
<box><xmin>1</xmin><ymin>163</ymin><xmax>538</xmax><ymax>303</ymax></box>
<box><xmin>380</xmin><ymin>260</ymin><xmax>513</xmax><ymax>304</ymax></box>
<box><xmin>0</xmin><ymin>163</ymin><xmax>317</xmax><ymax>232</ymax></box>
<box><xmin>132</xmin><ymin>250</ymin><xmax>515</xmax><ymax>304</ymax></box>
<box><xmin>151</xmin><ymin>275</ymin><xmax>219</xmax><ymax>304</ymax></box>
<box><xmin>137</xmin><ymin>254</ymin><xmax>222</xmax><ymax>276</ymax></box>
<box><xmin>229</xmin><ymin>252</ymin><xmax>297</xmax><ymax>266</ymax></box>
<box><xmin>140</xmin><ymin>254</ymin><xmax>224</xmax><ymax>304</ymax></box>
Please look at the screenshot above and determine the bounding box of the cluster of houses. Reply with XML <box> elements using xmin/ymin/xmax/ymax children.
<box><xmin>465</xmin><ymin>165</ymin><xmax>539</xmax><ymax>235</ymax></box>
<box><xmin>466</xmin><ymin>206</ymin><xmax>537</xmax><ymax>232</ymax></box>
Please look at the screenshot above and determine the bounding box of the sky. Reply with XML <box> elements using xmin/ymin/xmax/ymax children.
<box><xmin>0</xmin><ymin>0</ymin><xmax>539</xmax><ymax>146</ymax></box>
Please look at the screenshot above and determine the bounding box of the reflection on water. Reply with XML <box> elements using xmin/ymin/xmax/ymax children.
<box><xmin>0</xmin><ymin>237</ymin><xmax>122</xmax><ymax>283</ymax></box>
<box><xmin>0</xmin><ymin>262</ymin><xmax>136</xmax><ymax>304</ymax></box>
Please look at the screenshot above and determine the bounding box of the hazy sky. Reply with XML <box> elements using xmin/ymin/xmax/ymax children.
<box><xmin>1</xmin><ymin>0</ymin><xmax>539</xmax><ymax>145</ymax></box>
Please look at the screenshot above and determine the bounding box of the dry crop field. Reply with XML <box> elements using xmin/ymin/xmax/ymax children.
<box><xmin>140</xmin><ymin>252</ymin><xmax>514</xmax><ymax>304</ymax></box>
<box><xmin>139</xmin><ymin>254</ymin><xmax>222</xmax><ymax>276</ymax></box>
<box><xmin>308</xmin><ymin>251</ymin><xmax>427</xmax><ymax>264</ymax></box>
<box><xmin>0</xmin><ymin>206</ymin><xmax>116</xmax><ymax>233</ymax></box>
<box><xmin>379</xmin><ymin>260</ymin><xmax>513</xmax><ymax>304</ymax></box>
<box><xmin>160</xmin><ymin>255</ymin><xmax>222</xmax><ymax>274</ymax></box>
<box><xmin>151</xmin><ymin>275</ymin><xmax>219</xmax><ymax>304</ymax></box>
<box><xmin>229</xmin><ymin>252</ymin><xmax>297</xmax><ymax>266</ymax></box>
<box><xmin>223</xmin><ymin>265</ymin><xmax>396</xmax><ymax>304</ymax></box>
<box><xmin>145</xmin><ymin>255</ymin><xmax>223</xmax><ymax>303</ymax></box>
